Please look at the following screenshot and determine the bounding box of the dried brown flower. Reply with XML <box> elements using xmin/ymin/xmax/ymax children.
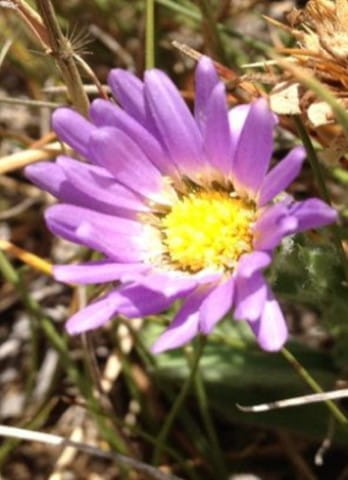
<box><xmin>287</xmin><ymin>0</ymin><xmax>348</xmax><ymax>85</ymax></box>
<box><xmin>258</xmin><ymin>2</ymin><xmax>348</xmax><ymax>164</ymax></box>
<box><xmin>268</xmin><ymin>1</ymin><xmax>348</xmax><ymax>122</ymax></box>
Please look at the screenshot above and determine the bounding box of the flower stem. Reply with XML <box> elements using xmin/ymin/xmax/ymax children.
<box><xmin>152</xmin><ymin>337</ymin><xmax>206</xmax><ymax>465</ymax></box>
<box><xmin>281</xmin><ymin>347</ymin><xmax>348</xmax><ymax>425</ymax></box>
<box><xmin>146</xmin><ymin>0</ymin><xmax>155</xmax><ymax>69</ymax></box>
<box><xmin>293</xmin><ymin>116</ymin><xmax>330</xmax><ymax>204</ymax></box>
<box><xmin>193</xmin><ymin>352</ymin><xmax>228</xmax><ymax>479</ymax></box>
<box><xmin>294</xmin><ymin>115</ymin><xmax>348</xmax><ymax>284</ymax></box>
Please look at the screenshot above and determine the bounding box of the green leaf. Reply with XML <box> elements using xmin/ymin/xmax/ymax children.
<box><xmin>143</xmin><ymin>321</ymin><xmax>348</xmax><ymax>443</ymax></box>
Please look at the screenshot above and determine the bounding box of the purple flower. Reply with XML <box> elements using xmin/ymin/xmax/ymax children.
<box><xmin>26</xmin><ymin>57</ymin><xmax>337</xmax><ymax>353</ymax></box>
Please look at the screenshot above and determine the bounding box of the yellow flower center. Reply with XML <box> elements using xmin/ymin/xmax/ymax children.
<box><xmin>161</xmin><ymin>191</ymin><xmax>256</xmax><ymax>272</ymax></box>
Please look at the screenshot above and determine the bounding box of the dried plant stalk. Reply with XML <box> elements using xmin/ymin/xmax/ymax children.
<box><xmin>0</xmin><ymin>0</ymin><xmax>90</xmax><ymax>115</ymax></box>
<box><xmin>35</xmin><ymin>0</ymin><xmax>89</xmax><ymax>115</ymax></box>
<box><xmin>0</xmin><ymin>142</ymin><xmax>65</xmax><ymax>174</ymax></box>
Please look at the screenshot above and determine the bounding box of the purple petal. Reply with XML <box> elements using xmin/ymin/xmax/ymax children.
<box><xmin>66</xmin><ymin>284</ymin><xmax>190</xmax><ymax>335</ymax></box>
<box><xmin>26</xmin><ymin>158</ymin><xmax>146</xmax><ymax>217</ymax></box>
<box><xmin>234</xmin><ymin>273</ymin><xmax>267</xmax><ymax>322</ymax></box>
<box><xmin>54</xmin><ymin>260</ymin><xmax>148</xmax><ymax>284</ymax></box>
<box><xmin>258</xmin><ymin>146</ymin><xmax>306</xmax><ymax>206</ymax></box>
<box><xmin>229</xmin><ymin>104</ymin><xmax>252</xmax><ymax>155</ymax></box>
<box><xmin>89</xmin><ymin>99</ymin><xmax>174</xmax><ymax>175</ymax></box>
<box><xmin>144</xmin><ymin>69</ymin><xmax>203</xmax><ymax>175</ymax></box>
<box><xmin>194</xmin><ymin>56</ymin><xmax>219</xmax><ymax>132</ymax></box>
<box><xmin>25</xmin><ymin>161</ymin><xmax>67</xmax><ymax>199</ymax></box>
<box><xmin>52</xmin><ymin>108</ymin><xmax>95</xmax><ymax>158</ymax></box>
<box><xmin>56</xmin><ymin>156</ymin><xmax>147</xmax><ymax>215</ymax></box>
<box><xmin>203</xmin><ymin>82</ymin><xmax>233</xmax><ymax>174</ymax></box>
<box><xmin>47</xmin><ymin>204</ymin><xmax>142</xmax><ymax>235</ymax></box>
<box><xmin>151</xmin><ymin>288</ymin><xmax>205</xmax><ymax>353</ymax></box>
<box><xmin>66</xmin><ymin>289</ymin><xmax>123</xmax><ymax>334</ymax></box>
<box><xmin>128</xmin><ymin>268</ymin><xmax>220</xmax><ymax>298</ymax></box>
<box><xmin>66</xmin><ymin>283</ymin><xmax>174</xmax><ymax>334</ymax></box>
<box><xmin>75</xmin><ymin>222</ymin><xmax>144</xmax><ymax>262</ymax></box>
<box><xmin>88</xmin><ymin>127</ymin><xmax>164</xmax><ymax>201</ymax></box>
<box><xmin>117</xmin><ymin>283</ymin><xmax>179</xmax><ymax>317</ymax></box>
<box><xmin>45</xmin><ymin>204</ymin><xmax>144</xmax><ymax>261</ymax></box>
<box><xmin>199</xmin><ymin>276</ymin><xmax>234</xmax><ymax>333</ymax></box>
<box><xmin>253</xmin><ymin>204</ymin><xmax>298</xmax><ymax>250</ymax></box>
<box><xmin>249</xmin><ymin>288</ymin><xmax>288</xmax><ymax>351</ymax></box>
<box><xmin>129</xmin><ymin>272</ymin><xmax>198</xmax><ymax>297</ymax></box>
<box><xmin>289</xmin><ymin>198</ymin><xmax>338</xmax><ymax>232</ymax></box>
<box><xmin>235</xmin><ymin>251</ymin><xmax>272</xmax><ymax>278</ymax></box>
<box><xmin>232</xmin><ymin>98</ymin><xmax>277</xmax><ymax>197</ymax></box>
<box><xmin>108</xmin><ymin>69</ymin><xmax>147</xmax><ymax>126</ymax></box>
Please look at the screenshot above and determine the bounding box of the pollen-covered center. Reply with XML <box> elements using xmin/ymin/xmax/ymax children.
<box><xmin>161</xmin><ymin>191</ymin><xmax>256</xmax><ymax>272</ymax></box>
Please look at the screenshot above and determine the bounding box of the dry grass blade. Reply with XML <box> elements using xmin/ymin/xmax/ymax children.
<box><xmin>0</xmin><ymin>38</ymin><xmax>13</xmax><ymax>69</ymax></box>
<box><xmin>0</xmin><ymin>239</ymin><xmax>53</xmax><ymax>275</ymax></box>
<box><xmin>0</xmin><ymin>141</ymin><xmax>66</xmax><ymax>174</ymax></box>
<box><xmin>172</xmin><ymin>40</ymin><xmax>260</xmax><ymax>100</ymax></box>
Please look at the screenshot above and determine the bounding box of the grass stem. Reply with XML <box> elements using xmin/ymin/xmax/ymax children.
<box><xmin>146</xmin><ymin>0</ymin><xmax>155</xmax><ymax>69</ymax></box>
<box><xmin>281</xmin><ymin>347</ymin><xmax>348</xmax><ymax>426</ymax></box>
<box><xmin>193</xmin><ymin>350</ymin><xmax>228</xmax><ymax>479</ymax></box>
<box><xmin>152</xmin><ymin>337</ymin><xmax>206</xmax><ymax>465</ymax></box>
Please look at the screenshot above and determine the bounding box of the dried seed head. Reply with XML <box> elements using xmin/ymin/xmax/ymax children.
<box><xmin>295</xmin><ymin>0</ymin><xmax>348</xmax><ymax>62</ymax></box>
<box><xmin>266</xmin><ymin>0</ymin><xmax>348</xmax><ymax>137</ymax></box>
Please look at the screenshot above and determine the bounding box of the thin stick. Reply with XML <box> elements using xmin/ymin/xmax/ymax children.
<box><xmin>0</xmin><ymin>425</ymin><xmax>183</xmax><ymax>480</ymax></box>
<box><xmin>281</xmin><ymin>348</ymin><xmax>348</xmax><ymax>425</ymax></box>
<box><xmin>0</xmin><ymin>38</ymin><xmax>13</xmax><ymax>68</ymax></box>
<box><xmin>73</xmin><ymin>54</ymin><xmax>109</xmax><ymax>100</ymax></box>
<box><xmin>43</xmin><ymin>85</ymin><xmax>110</xmax><ymax>95</ymax></box>
<box><xmin>315</xmin><ymin>416</ymin><xmax>335</xmax><ymax>466</ymax></box>
<box><xmin>237</xmin><ymin>388</ymin><xmax>348</xmax><ymax>413</ymax></box>
<box><xmin>0</xmin><ymin>97</ymin><xmax>59</xmax><ymax>108</ymax></box>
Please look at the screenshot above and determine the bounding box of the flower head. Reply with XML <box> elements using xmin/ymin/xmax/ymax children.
<box><xmin>26</xmin><ymin>57</ymin><xmax>337</xmax><ymax>353</ymax></box>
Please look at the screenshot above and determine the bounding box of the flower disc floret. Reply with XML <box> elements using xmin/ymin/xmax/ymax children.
<box><xmin>161</xmin><ymin>190</ymin><xmax>256</xmax><ymax>272</ymax></box>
